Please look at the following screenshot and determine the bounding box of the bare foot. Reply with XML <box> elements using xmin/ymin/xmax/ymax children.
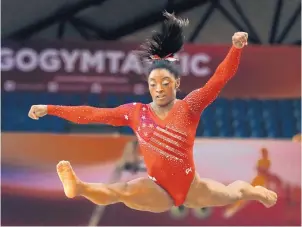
<box><xmin>57</xmin><ymin>160</ymin><xmax>81</xmax><ymax>198</ymax></box>
<box><xmin>254</xmin><ymin>186</ymin><xmax>277</xmax><ymax>208</ymax></box>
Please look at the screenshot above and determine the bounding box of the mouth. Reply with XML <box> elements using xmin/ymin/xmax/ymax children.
<box><xmin>156</xmin><ymin>95</ymin><xmax>166</xmax><ymax>100</ymax></box>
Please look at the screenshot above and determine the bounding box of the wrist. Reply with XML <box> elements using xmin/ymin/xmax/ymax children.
<box><xmin>233</xmin><ymin>44</ymin><xmax>244</xmax><ymax>49</ymax></box>
<box><xmin>47</xmin><ymin>105</ymin><xmax>55</xmax><ymax>115</ymax></box>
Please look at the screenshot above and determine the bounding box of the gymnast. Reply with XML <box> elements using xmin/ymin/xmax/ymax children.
<box><xmin>28</xmin><ymin>12</ymin><xmax>277</xmax><ymax>213</ymax></box>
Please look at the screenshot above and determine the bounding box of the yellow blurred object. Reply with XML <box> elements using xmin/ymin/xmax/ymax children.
<box><xmin>292</xmin><ymin>133</ymin><xmax>302</xmax><ymax>142</ymax></box>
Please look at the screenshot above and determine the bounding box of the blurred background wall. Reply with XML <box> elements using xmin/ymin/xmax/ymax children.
<box><xmin>1</xmin><ymin>0</ymin><xmax>301</xmax><ymax>226</ymax></box>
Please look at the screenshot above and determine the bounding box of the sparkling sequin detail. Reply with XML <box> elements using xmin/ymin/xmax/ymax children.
<box><xmin>47</xmin><ymin>103</ymin><xmax>137</xmax><ymax>126</ymax></box>
<box><xmin>150</xmin><ymin>137</ymin><xmax>185</xmax><ymax>158</ymax></box>
<box><xmin>166</xmin><ymin>126</ymin><xmax>187</xmax><ymax>137</ymax></box>
<box><xmin>148</xmin><ymin>142</ymin><xmax>181</xmax><ymax>161</ymax></box>
<box><xmin>137</xmin><ymin>133</ymin><xmax>181</xmax><ymax>161</ymax></box>
<box><xmin>183</xmin><ymin>46</ymin><xmax>242</xmax><ymax>116</ymax></box>
<box><xmin>153</xmin><ymin>131</ymin><xmax>182</xmax><ymax>148</ymax></box>
<box><xmin>156</xmin><ymin>126</ymin><xmax>186</xmax><ymax>142</ymax></box>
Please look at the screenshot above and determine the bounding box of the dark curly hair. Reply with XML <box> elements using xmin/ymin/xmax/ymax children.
<box><xmin>138</xmin><ymin>11</ymin><xmax>189</xmax><ymax>79</ymax></box>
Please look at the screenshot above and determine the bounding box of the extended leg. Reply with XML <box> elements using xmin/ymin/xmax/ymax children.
<box><xmin>184</xmin><ymin>173</ymin><xmax>277</xmax><ymax>209</ymax></box>
<box><xmin>56</xmin><ymin>161</ymin><xmax>173</xmax><ymax>213</ymax></box>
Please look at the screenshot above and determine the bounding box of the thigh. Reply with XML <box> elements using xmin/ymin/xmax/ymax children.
<box><xmin>184</xmin><ymin>173</ymin><xmax>233</xmax><ymax>208</ymax></box>
<box><xmin>119</xmin><ymin>177</ymin><xmax>174</xmax><ymax>213</ymax></box>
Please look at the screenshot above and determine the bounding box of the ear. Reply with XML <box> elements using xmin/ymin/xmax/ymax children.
<box><xmin>175</xmin><ymin>78</ymin><xmax>180</xmax><ymax>89</ymax></box>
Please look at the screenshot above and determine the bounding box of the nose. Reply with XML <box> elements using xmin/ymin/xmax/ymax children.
<box><xmin>156</xmin><ymin>84</ymin><xmax>163</xmax><ymax>93</ymax></box>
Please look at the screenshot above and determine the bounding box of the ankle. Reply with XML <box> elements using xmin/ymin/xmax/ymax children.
<box><xmin>76</xmin><ymin>180</ymin><xmax>86</xmax><ymax>196</ymax></box>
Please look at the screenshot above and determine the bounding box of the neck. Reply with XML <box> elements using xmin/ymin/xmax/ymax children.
<box><xmin>151</xmin><ymin>99</ymin><xmax>176</xmax><ymax>114</ymax></box>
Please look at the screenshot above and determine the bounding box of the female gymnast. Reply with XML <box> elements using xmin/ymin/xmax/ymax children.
<box><xmin>28</xmin><ymin>12</ymin><xmax>277</xmax><ymax>213</ymax></box>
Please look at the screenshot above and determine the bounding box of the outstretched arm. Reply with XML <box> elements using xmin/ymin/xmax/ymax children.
<box><xmin>184</xmin><ymin>32</ymin><xmax>247</xmax><ymax>116</ymax></box>
<box><xmin>47</xmin><ymin>104</ymin><xmax>137</xmax><ymax>126</ymax></box>
<box><xmin>184</xmin><ymin>45</ymin><xmax>242</xmax><ymax>115</ymax></box>
<box><xmin>28</xmin><ymin>103</ymin><xmax>139</xmax><ymax>127</ymax></box>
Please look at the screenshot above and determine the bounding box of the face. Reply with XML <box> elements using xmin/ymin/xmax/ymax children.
<box><xmin>148</xmin><ymin>69</ymin><xmax>180</xmax><ymax>107</ymax></box>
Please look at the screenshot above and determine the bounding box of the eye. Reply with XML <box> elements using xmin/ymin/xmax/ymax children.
<box><xmin>163</xmin><ymin>82</ymin><xmax>170</xmax><ymax>86</ymax></box>
<box><xmin>149</xmin><ymin>84</ymin><xmax>156</xmax><ymax>87</ymax></box>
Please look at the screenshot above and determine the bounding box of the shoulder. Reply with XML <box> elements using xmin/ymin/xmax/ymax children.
<box><xmin>119</xmin><ymin>102</ymin><xmax>143</xmax><ymax>109</ymax></box>
<box><xmin>118</xmin><ymin>102</ymin><xmax>144</xmax><ymax>119</ymax></box>
<box><xmin>177</xmin><ymin>99</ymin><xmax>191</xmax><ymax>109</ymax></box>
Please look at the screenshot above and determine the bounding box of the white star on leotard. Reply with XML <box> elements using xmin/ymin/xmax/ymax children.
<box><xmin>124</xmin><ymin>115</ymin><xmax>129</xmax><ymax>120</ymax></box>
<box><xmin>148</xmin><ymin>175</ymin><xmax>157</xmax><ymax>181</ymax></box>
<box><xmin>142</xmin><ymin>115</ymin><xmax>146</xmax><ymax>120</ymax></box>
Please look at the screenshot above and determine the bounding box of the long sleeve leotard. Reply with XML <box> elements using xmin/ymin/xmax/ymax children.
<box><xmin>48</xmin><ymin>46</ymin><xmax>242</xmax><ymax>206</ymax></box>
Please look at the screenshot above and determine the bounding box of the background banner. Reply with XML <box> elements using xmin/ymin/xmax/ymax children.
<box><xmin>2</xmin><ymin>133</ymin><xmax>301</xmax><ymax>226</ymax></box>
<box><xmin>1</xmin><ymin>40</ymin><xmax>300</xmax><ymax>98</ymax></box>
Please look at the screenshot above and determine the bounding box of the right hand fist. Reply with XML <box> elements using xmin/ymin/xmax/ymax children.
<box><xmin>28</xmin><ymin>105</ymin><xmax>47</xmax><ymax>120</ymax></box>
<box><xmin>232</xmin><ymin>32</ymin><xmax>248</xmax><ymax>48</ymax></box>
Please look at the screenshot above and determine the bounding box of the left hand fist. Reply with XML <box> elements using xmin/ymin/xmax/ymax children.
<box><xmin>232</xmin><ymin>32</ymin><xmax>248</xmax><ymax>49</ymax></box>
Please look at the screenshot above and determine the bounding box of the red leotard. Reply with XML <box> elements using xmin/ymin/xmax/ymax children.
<box><xmin>47</xmin><ymin>46</ymin><xmax>242</xmax><ymax>206</ymax></box>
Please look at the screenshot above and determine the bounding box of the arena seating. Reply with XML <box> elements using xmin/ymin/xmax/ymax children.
<box><xmin>2</xmin><ymin>92</ymin><xmax>300</xmax><ymax>138</ymax></box>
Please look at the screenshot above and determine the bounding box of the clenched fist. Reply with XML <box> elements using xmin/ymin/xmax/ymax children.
<box><xmin>28</xmin><ymin>105</ymin><xmax>47</xmax><ymax>120</ymax></box>
<box><xmin>232</xmin><ymin>32</ymin><xmax>248</xmax><ymax>49</ymax></box>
